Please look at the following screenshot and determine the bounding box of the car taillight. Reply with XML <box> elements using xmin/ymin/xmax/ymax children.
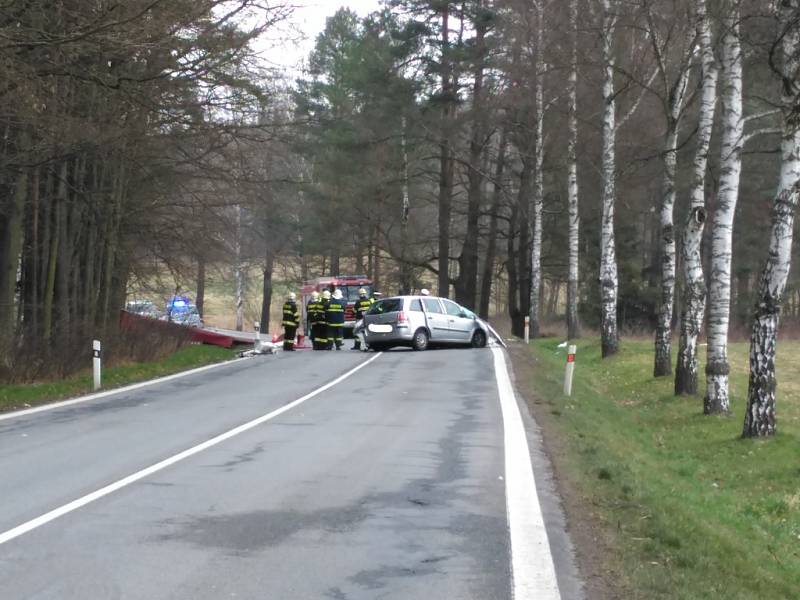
<box><xmin>397</xmin><ymin>311</ymin><xmax>407</xmax><ymax>324</ymax></box>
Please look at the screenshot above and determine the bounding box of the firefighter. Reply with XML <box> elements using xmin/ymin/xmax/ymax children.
<box><xmin>370</xmin><ymin>290</ymin><xmax>382</xmax><ymax>303</ymax></box>
<box><xmin>352</xmin><ymin>288</ymin><xmax>372</xmax><ymax>350</ymax></box>
<box><xmin>306</xmin><ymin>291</ymin><xmax>324</xmax><ymax>350</ymax></box>
<box><xmin>320</xmin><ymin>289</ymin><xmax>332</xmax><ymax>349</ymax></box>
<box><xmin>282</xmin><ymin>292</ymin><xmax>300</xmax><ymax>351</ymax></box>
<box><xmin>326</xmin><ymin>288</ymin><xmax>346</xmax><ymax>350</ymax></box>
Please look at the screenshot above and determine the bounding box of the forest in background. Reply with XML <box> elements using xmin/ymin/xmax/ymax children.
<box><xmin>1</xmin><ymin>0</ymin><xmax>799</xmax><ymax>435</ymax></box>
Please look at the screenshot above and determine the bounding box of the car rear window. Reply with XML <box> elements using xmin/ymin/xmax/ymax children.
<box><xmin>422</xmin><ymin>298</ymin><xmax>443</xmax><ymax>314</ymax></box>
<box><xmin>409</xmin><ymin>299</ymin><xmax>424</xmax><ymax>312</ymax></box>
<box><xmin>368</xmin><ymin>298</ymin><xmax>403</xmax><ymax>314</ymax></box>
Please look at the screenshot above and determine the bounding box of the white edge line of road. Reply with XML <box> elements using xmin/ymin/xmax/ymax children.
<box><xmin>0</xmin><ymin>356</ymin><xmax>256</xmax><ymax>423</ymax></box>
<box><xmin>0</xmin><ymin>352</ymin><xmax>383</xmax><ymax>546</ymax></box>
<box><xmin>492</xmin><ymin>346</ymin><xmax>562</xmax><ymax>600</ymax></box>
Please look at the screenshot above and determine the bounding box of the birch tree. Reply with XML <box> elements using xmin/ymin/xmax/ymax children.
<box><xmin>675</xmin><ymin>0</ymin><xmax>718</xmax><ymax>395</ymax></box>
<box><xmin>599</xmin><ymin>0</ymin><xmax>620</xmax><ymax>358</ymax></box>
<box><xmin>705</xmin><ymin>0</ymin><xmax>744</xmax><ymax>415</ymax></box>
<box><xmin>742</xmin><ymin>0</ymin><xmax>800</xmax><ymax>438</ymax></box>
<box><xmin>566</xmin><ymin>0</ymin><xmax>581</xmax><ymax>340</ymax></box>
<box><xmin>649</xmin><ymin>2</ymin><xmax>696</xmax><ymax>377</ymax></box>
<box><xmin>529</xmin><ymin>0</ymin><xmax>546</xmax><ymax>339</ymax></box>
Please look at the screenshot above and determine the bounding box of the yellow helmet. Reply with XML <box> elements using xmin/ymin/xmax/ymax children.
<box><xmin>359</xmin><ymin>288</ymin><xmax>367</xmax><ymax>296</ymax></box>
<box><xmin>311</xmin><ymin>291</ymin><xmax>320</xmax><ymax>301</ymax></box>
<box><xmin>322</xmin><ymin>289</ymin><xmax>331</xmax><ymax>300</ymax></box>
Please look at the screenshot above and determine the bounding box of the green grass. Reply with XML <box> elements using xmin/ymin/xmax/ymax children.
<box><xmin>0</xmin><ymin>344</ymin><xmax>238</xmax><ymax>413</ymax></box>
<box><xmin>525</xmin><ymin>337</ymin><xmax>800</xmax><ymax>600</ymax></box>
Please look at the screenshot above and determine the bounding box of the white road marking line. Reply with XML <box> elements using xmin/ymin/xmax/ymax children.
<box><xmin>492</xmin><ymin>347</ymin><xmax>561</xmax><ymax>600</ymax></box>
<box><xmin>0</xmin><ymin>357</ymin><xmax>252</xmax><ymax>422</ymax></box>
<box><xmin>0</xmin><ymin>353</ymin><xmax>383</xmax><ymax>546</ymax></box>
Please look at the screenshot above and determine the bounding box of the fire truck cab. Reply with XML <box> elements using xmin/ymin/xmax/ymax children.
<box><xmin>300</xmin><ymin>275</ymin><xmax>374</xmax><ymax>337</ymax></box>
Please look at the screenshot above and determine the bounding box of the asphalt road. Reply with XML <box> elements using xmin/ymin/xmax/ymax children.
<box><xmin>0</xmin><ymin>346</ymin><xmax>582</xmax><ymax>600</ymax></box>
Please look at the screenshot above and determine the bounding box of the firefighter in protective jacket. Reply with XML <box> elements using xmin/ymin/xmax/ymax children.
<box><xmin>326</xmin><ymin>288</ymin><xmax>346</xmax><ymax>350</ymax></box>
<box><xmin>282</xmin><ymin>292</ymin><xmax>300</xmax><ymax>351</ymax></box>
<box><xmin>352</xmin><ymin>288</ymin><xmax>372</xmax><ymax>350</ymax></box>
<box><xmin>307</xmin><ymin>291</ymin><xmax>326</xmax><ymax>350</ymax></box>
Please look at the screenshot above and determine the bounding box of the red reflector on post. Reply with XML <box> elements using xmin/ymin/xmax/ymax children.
<box><xmin>567</xmin><ymin>354</ymin><xmax>575</xmax><ymax>363</ymax></box>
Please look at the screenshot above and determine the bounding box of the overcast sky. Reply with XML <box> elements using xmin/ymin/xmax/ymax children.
<box><xmin>257</xmin><ymin>0</ymin><xmax>384</xmax><ymax>75</ymax></box>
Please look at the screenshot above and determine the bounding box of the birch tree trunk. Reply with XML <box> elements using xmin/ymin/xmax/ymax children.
<box><xmin>742</xmin><ymin>1</ymin><xmax>800</xmax><ymax>438</ymax></box>
<box><xmin>705</xmin><ymin>4</ymin><xmax>743</xmax><ymax>415</ymax></box>
<box><xmin>676</xmin><ymin>0</ymin><xmax>718</xmax><ymax>395</ymax></box>
<box><xmin>566</xmin><ymin>0</ymin><xmax>580</xmax><ymax>341</ymax></box>
<box><xmin>235</xmin><ymin>205</ymin><xmax>244</xmax><ymax>332</ymax></box>
<box><xmin>399</xmin><ymin>116</ymin><xmax>412</xmax><ymax>294</ymax></box>
<box><xmin>600</xmin><ymin>0</ymin><xmax>619</xmax><ymax>358</ymax></box>
<box><xmin>654</xmin><ymin>66</ymin><xmax>691</xmax><ymax>377</ymax></box>
<box><xmin>529</xmin><ymin>0</ymin><xmax>545</xmax><ymax>340</ymax></box>
<box><xmin>0</xmin><ymin>131</ymin><xmax>29</xmax><ymax>353</ymax></box>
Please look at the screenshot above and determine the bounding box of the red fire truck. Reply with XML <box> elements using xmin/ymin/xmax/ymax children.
<box><xmin>300</xmin><ymin>275</ymin><xmax>374</xmax><ymax>337</ymax></box>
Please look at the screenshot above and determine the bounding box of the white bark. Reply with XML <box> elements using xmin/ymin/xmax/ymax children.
<box><xmin>566</xmin><ymin>0</ymin><xmax>580</xmax><ymax>340</ymax></box>
<box><xmin>235</xmin><ymin>204</ymin><xmax>244</xmax><ymax>332</ymax></box>
<box><xmin>676</xmin><ymin>0</ymin><xmax>718</xmax><ymax>395</ymax></box>
<box><xmin>530</xmin><ymin>0</ymin><xmax>545</xmax><ymax>340</ymax></box>
<box><xmin>742</xmin><ymin>1</ymin><xmax>800</xmax><ymax>438</ymax></box>
<box><xmin>654</xmin><ymin>60</ymin><xmax>691</xmax><ymax>377</ymax></box>
<box><xmin>600</xmin><ymin>0</ymin><xmax>619</xmax><ymax>358</ymax></box>
<box><xmin>705</xmin><ymin>3</ymin><xmax>743</xmax><ymax>414</ymax></box>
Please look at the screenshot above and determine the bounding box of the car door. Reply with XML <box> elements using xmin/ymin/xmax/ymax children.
<box><xmin>421</xmin><ymin>297</ymin><xmax>451</xmax><ymax>340</ymax></box>
<box><xmin>442</xmin><ymin>299</ymin><xmax>474</xmax><ymax>342</ymax></box>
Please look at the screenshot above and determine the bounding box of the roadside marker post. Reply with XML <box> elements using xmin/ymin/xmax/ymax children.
<box><xmin>563</xmin><ymin>344</ymin><xmax>576</xmax><ymax>396</ymax></box>
<box><xmin>253</xmin><ymin>321</ymin><xmax>261</xmax><ymax>354</ymax></box>
<box><xmin>92</xmin><ymin>340</ymin><xmax>102</xmax><ymax>391</ymax></box>
<box><xmin>524</xmin><ymin>316</ymin><xmax>530</xmax><ymax>345</ymax></box>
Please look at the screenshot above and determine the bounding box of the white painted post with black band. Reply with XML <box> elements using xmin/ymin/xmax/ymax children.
<box><xmin>524</xmin><ymin>316</ymin><xmax>530</xmax><ymax>345</ymax></box>
<box><xmin>92</xmin><ymin>340</ymin><xmax>102</xmax><ymax>391</ymax></box>
<box><xmin>563</xmin><ymin>344</ymin><xmax>576</xmax><ymax>396</ymax></box>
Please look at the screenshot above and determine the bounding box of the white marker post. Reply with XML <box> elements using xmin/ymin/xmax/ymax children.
<box><xmin>92</xmin><ymin>340</ymin><xmax>102</xmax><ymax>391</ymax></box>
<box><xmin>563</xmin><ymin>344</ymin><xmax>576</xmax><ymax>396</ymax></box>
<box><xmin>524</xmin><ymin>316</ymin><xmax>530</xmax><ymax>345</ymax></box>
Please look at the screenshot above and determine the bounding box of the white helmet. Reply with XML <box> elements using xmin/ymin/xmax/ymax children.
<box><xmin>288</xmin><ymin>292</ymin><xmax>296</xmax><ymax>301</ymax></box>
<box><xmin>333</xmin><ymin>288</ymin><xmax>343</xmax><ymax>300</ymax></box>
<box><xmin>359</xmin><ymin>288</ymin><xmax>367</xmax><ymax>296</ymax></box>
<box><xmin>420</xmin><ymin>288</ymin><xmax>430</xmax><ymax>296</ymax></box>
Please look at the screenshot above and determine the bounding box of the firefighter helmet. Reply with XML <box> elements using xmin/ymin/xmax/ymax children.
<box><xmin>288</xmin><ymin>292</ymin><xmax>296</xmax><ymax>301</ymax></box>
<box><xmin>311</xmin><ymin>291</ymin><xmax>320</xmax><ymax>301</ymax></box>
<box><xmin>322</xmin><ymin>290</ymin><xmax>331</xmax><ymax>300</ymax></box>
<box><xmin>333</xmin><ymin>288</ymin><xmax>343</xmax><ymax>300</ymax></box>
<box><xmin>359</xmin><ymin>288</ymin><xmax>367</xmax><ymax>297</ymax></box>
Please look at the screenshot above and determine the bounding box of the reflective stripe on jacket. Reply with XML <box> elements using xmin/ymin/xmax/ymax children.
<box><xmin>326</xmin><ymin>298</ymin><xmax>345</xmax><ymax>326</ymax></box>
<box><xmin>282</xmin><ymin>301</ymin><xmax>300</xmax><ymax>327</ymax></box>
<box><xmin>354</xmin><ymin>298</ymin><xmax>372</xmax><ymax>319</ymax></box>
<box><xmin>307</xmin><ymin>300</ymin><xmax>325</xmax><ymax>323</ymax></box>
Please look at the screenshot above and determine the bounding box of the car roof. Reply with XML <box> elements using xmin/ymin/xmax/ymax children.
<box><xmin>381</xmin><ymin>295</ymin><xmax>454</xmax><ymax>302</ymax></box>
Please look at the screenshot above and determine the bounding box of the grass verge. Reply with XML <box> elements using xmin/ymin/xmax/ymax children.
<box><xmin>514</xmin><ymin>337</ymin><xmax>800</xmax><ymax>600</ymax></box>
<box><xmin>0</xmin><ymin>344</ymin><xmax>238</xmax><ymax>413</ymax></box>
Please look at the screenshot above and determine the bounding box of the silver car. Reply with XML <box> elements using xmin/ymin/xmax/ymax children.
<box><xmin>359</xmin><ymin>295</ymin><xmax>489</xmax><ymax>351</ymax></box>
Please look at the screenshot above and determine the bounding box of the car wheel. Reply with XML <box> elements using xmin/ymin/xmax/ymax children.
<box><xmin>471</xmin><ymin>330</ymin><xmax>487</xmax><ymax>348</ymax></box>
<box><xmin>412</xmin><ymin>328</ymin><xmax>429</xmax><ymax>351</ymax></box>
